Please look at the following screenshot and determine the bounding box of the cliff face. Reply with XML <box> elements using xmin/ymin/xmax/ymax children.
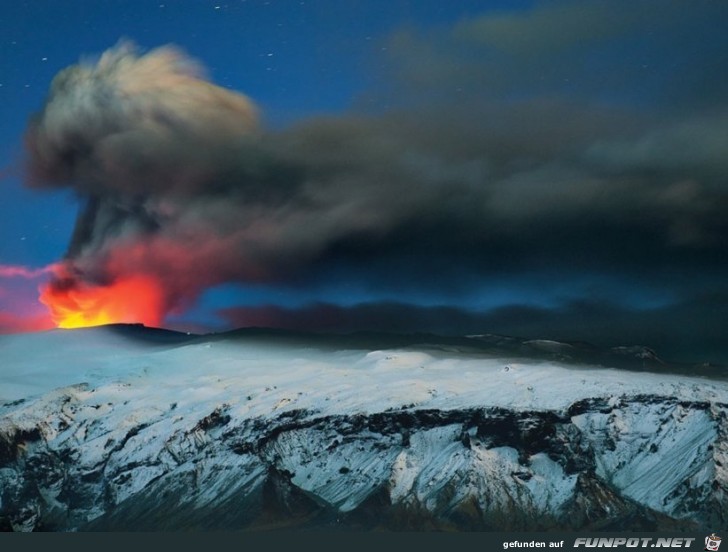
<box><xmin>1</xmin><ymin>328</ymin><xmax>726</xmax><ymax>531</ymax></box>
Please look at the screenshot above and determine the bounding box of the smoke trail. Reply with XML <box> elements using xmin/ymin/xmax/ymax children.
<box><xmin>0</xmin><ymin>264</ymin><xmax>54</xmax><ymax>279</ymax></box>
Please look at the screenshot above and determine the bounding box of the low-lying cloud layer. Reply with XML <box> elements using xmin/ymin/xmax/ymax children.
<box><xmin>21</xmin><ymin>1</ymin><xmax>728</xmax><ymax>356</ymax></box>
<box><xmin>220</xmin><ymin>294</ymin><xmax>728</xmax><ymax>364</ymax></box>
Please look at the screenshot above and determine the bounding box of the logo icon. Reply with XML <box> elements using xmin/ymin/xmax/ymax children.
<box><xmin>706</xmin><ymin>534</ymin><xmax>722</xmax><ymax>552</ymax></box>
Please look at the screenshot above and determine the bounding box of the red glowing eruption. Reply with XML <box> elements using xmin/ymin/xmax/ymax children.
<box><xmin>39</xmin><ymin>273</ymin><xmax>165</xmax><ymax>329</ymax></box>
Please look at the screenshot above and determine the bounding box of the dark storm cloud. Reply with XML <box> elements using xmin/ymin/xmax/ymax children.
<box><xmin>24</xmin><ymin>0</ymin><xmax>728</xmax><ymax>321</ymax></box>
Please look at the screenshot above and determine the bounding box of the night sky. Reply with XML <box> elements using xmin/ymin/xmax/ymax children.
<box><xmin>1</xmin><ymin>0</ymin><xmax>727</xmax><ymax>363</ymax></box>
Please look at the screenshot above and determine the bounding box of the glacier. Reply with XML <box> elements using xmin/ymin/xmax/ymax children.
<box><xmin>0</xmin><ymin>325</ymin><xmax>726</xmax><ymax>531</ymax></box>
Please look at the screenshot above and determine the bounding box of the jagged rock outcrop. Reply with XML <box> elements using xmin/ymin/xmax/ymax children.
<box><xmin>1</xmin><ymin>386</ymin><xmax>725</xmax><ymax>531</ymax></box>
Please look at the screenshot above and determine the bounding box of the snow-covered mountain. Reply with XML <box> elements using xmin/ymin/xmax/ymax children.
<box><xmin>1</xmin><ymin>325</ymin><xmax>726</xmax><ymax>531</ymax></box>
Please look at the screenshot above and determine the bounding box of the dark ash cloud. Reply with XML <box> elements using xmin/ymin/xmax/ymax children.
<box><xmin>24</xmin><ymin>1</ymin><xmax>728</xmax><ymax>335</ymax></box>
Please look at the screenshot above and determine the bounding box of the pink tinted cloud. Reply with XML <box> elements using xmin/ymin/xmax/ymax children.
<box><xmin>0</xmin><ymin>311</ymin><xmax>54</xmax><ymax>334</ymax></box>
<box><xmin>0</xmin><ymin>264</ymin><xmax>55</xmax><ymax>279</ymax></box>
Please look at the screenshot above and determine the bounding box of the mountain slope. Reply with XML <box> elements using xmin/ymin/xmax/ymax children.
<box><xmin>1</xmin><ymin>327</ymin><xmax>726</xmax><ymax>531</ymax></box>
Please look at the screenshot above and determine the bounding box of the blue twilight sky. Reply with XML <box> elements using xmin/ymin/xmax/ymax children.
<box><xmin>1</xmin><ymin>0</ymin><xmax>727</xmax><ymax>361</ymax></box>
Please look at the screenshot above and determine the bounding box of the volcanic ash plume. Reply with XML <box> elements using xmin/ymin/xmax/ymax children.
<box><xmin>27</xmin><ymin>42</ymin><xmax>261</xmax><ymax>328</ymax></box>
<box><xmin>26</xmin><ymin>37</ymin><xmax>728</xmax><ymax>331</ymax></box>
<box><xmin>26</xmin><ymin>42</ymin><xmax>433</xmax><ymax>329</ymax></box>
<box><xmin>27</xmin><ymin>41</ymin><xmax>259</xmax><ymax>195</ymax></box>
<box><xmin>27</xmin><ymin>43</ymin><xmax>458</xmax><ymax>329</ymax></box>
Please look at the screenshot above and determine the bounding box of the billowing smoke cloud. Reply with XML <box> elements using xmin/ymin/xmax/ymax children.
<box><xmin>27</xmin><ymin>42</ymin><xmax>259</xmax><ymax>194</ymax></box>
<box><xmin>24</xmin><ymin>1</ymin><xmax>728</xmax><ymax>332</ymax></box>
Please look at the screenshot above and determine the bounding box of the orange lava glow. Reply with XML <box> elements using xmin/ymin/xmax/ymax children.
<box><xmin>39</xmin><ymin>274</ymin><xmax>165</xmax><ymax>329</ymax></box>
